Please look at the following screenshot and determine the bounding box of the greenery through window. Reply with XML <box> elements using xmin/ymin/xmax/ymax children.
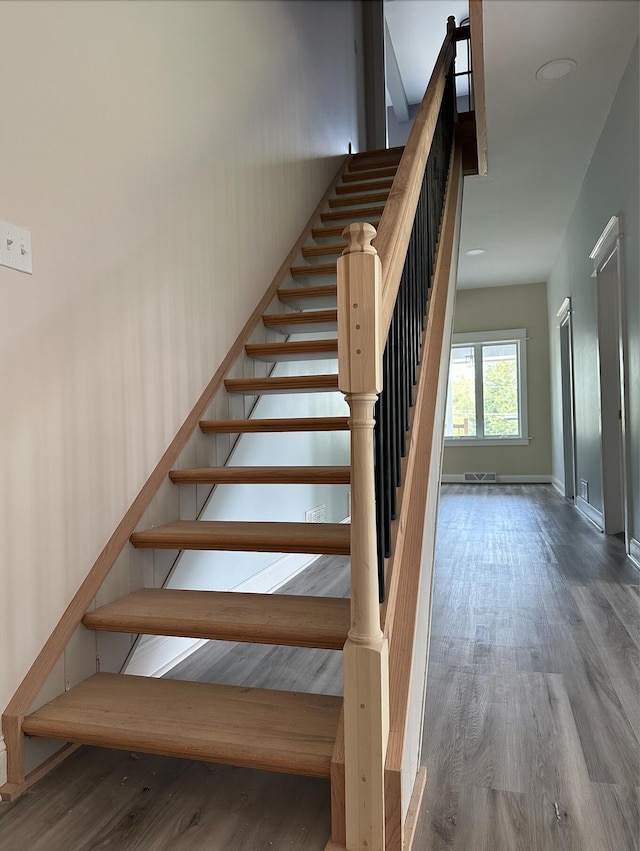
<box><xmin>444</xmin><ymin>330</ymin><xmax>528</xmax><ymax>444</ymax></box>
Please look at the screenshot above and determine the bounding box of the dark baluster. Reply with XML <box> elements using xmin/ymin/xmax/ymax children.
<box><xmin>373</xmin><ymin>74</ymin><xmax>455</xmax><ymax>602</ymax></box>
<box><xmin>374</xmin><ymin>388</ymin><xmax>385</xmax><ymax>594</ymax></box>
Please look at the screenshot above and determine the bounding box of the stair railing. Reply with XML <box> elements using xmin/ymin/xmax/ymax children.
<box><xmin>336</xmin><ymin>16</ymin><xmax>462</xmax><ymax>851</ymax></box>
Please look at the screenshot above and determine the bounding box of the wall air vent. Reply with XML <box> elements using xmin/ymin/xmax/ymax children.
<box><xmin>305</xmin><ymin>504</ymin><xmax>326</xmax><ymax>523</ymax></box>
<box><xmin>464</xmin><ymin>472</ymin><xmax>497</xmax><ymax>483</ymax></box>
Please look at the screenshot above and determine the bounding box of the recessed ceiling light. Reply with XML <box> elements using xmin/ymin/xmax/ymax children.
<box><xmin>466</xmin><ymin>248</ymin><xmax>486</xmax><ymax>256</ymax></box>
<box><xmin>536</xmin><ymin>58</ymin><xmax>577</xmax><ymax>82</ymax></box>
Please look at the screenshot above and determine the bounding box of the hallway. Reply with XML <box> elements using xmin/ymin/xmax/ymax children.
<box><xmin>417</xmin><ymin>484</ymin><xmax>639</xmax><ymax>850</ymax></box>
<box><xmin>0</xmin><ymin>485</ymin><xmax>637</xmax><ymax>849</ymax></box>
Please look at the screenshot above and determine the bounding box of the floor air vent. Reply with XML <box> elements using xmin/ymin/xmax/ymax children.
<box><xmin>464</xmin><ymin>472</ymin><xmax>497</xmax><ymax>483</ymax></box>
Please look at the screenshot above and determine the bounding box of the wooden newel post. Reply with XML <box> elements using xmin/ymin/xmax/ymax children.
<box><xmin>338</xmin><ymin>223</ymin><xmax>389</xmax><ymax>851</ymax></box>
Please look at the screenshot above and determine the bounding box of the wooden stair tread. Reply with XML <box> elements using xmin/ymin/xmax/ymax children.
<box><xmin>302</xmin><ymin>243</ymin><xmax>346</xmax><ymax>258</ymax></box>
<box><xmin>169</xmin><ymin>465</ymin><xmax>349</xmax><ymax>484</ymax></box>
<box><xmin>335</xmin><ymin>178</ymin><xmax>393</xmax><ymax>195</ymax></box>
<box><xmin>320</xmin><ymin>206</ymin><xmax>385</xmax><ymax>223</ymax></box>
<box><xmin>342</xmin><ymin>166</ymin><xmax>397</xmax><ymax>183</ymax></box>
<box><xmin>278</xmin><ymin>284</ymin><xmax>336</xmax><ymax>301</ymax></box>
<box><xmin>22</xmin><ymin>673</ymin><xmax>342</xmax><ymax>779</ymax></box>
<box><xmin>83</xmin><ymin>589</ymin><xmax>350</xmax><ymax>649</ymax></box>
<box><xmin>130</xmin><ymin>520</ymin><xmax>351</xmax><ymax>554</ymax></box>
<box><xmin>245</xmin><ymin>339</ymin><xmax>338</xmax><ymax>362</ymax></box>
<box><xmin>350</xmin><ymin>145</ymin><xmax>403</xmax><ymax>161</ymax></box>
<box><xmin>225</xmin><ymin>373</ymin><xmax>338</xmax><ymax>395</ymax></box>
<box><xmin>329</xmin><ymin>191</ymin><xmax>389</xmax><ymax>208</ymax></box>
<box><xmin>348</xmin><ymin>156</ymin><xmax>401</xmax><ymax>173</ymax></box>
<box><xmin>263</xmin><ymin>309</ymin><xmax>337</xmax><ymax>329</ymax></box>
<box><xmin>311</xmin><ymin>224</ymin><xmax>379</xmax><ymax>241</ymax></box>
<box><xmin>244</xmin><ymin>340</ymin><xmax>338</xmax><ymax>362</ymax></box>
<box><xmin>200</xmin><ymin>417</ymin><xmax>348</xmax><ymax>433</ymax></box>
<box><xmin>290</xmin><ymin>263</ymin><xmax>337</xmax><ymax>277</ymax></box>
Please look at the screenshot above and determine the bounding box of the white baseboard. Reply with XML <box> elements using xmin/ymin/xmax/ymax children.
<box><xmin>551</xmin><ymin>477</ymin><xmax>565</xmax><ymax>496</ymax></box>
<box><xmin>125</xmin><ymin>635</ymin><xmax>210</xmax><ymax>678</ymax></box>
<box><xmin>124</xmin><ymin>547</ymin><xmax>331</xmax><ymax>678</ymax></box>
<box><xmin>0</xmin><ymin>735</ymin><xmax>7</xmax><ymax>788</ymax></box>
<box><xmin>441</xmin><ymin>474</ymin><xmax>553</xmax><ymax>484</ymax></box>
<box><xmin>575</xmin><ymin>495</ymin><xmax>604</xmax><ymax>531</ymax></box>
<box><xmin>231</xmin><ymin>551</ymin><xmax>321</xmax><ymax>595</ymax></box>
<box><xmin>629</xmin><ymin>538</ymin><xmax>640</xmax><ymax>571</ymax></box>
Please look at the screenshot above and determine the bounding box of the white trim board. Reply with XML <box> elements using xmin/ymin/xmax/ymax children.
<box><xmin>441</xmin><ymin>474</ymin><xmax>552</xmax><ymax>484</ymax></box>
<box><xmin>552</xmin><ymin>477</ymin><xmax>565</xmax><ymax>496</ymax></box>
<box><xmin>629</xmin><ymin>538</ymin><xmax>640</xmax><ymax>571</ymax></box>
<box><xmin>575</xmin><ymin>495</ymin><xmax>604</xmax><ymax>531</ymax></box>
<box><xmin>0</xmin><ymin>735</ymin><xmax>6</xmax><ymax>788</ymax></box>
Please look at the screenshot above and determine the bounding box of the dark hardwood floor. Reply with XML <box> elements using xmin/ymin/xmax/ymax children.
<box><xmin>0</xmin><ymin>485</ymin><xmax>637</xmax><ymax>850</ymax></box>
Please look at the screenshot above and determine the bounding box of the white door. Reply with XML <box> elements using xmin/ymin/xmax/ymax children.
<box><xmin>557</xmin><ymin>298</ymin><xmax>576</xmax><ymax>500</ymax></box>
<box><xmin>591</xmin><ymin>216</ymin><xmax>630</xmax><ymax>540</ymax></box>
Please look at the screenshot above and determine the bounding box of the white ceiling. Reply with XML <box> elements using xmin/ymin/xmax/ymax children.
<box><xmin>384</xmin><ymin>0</ymin><xmax>639</xmax><ymax>289</ymax></box>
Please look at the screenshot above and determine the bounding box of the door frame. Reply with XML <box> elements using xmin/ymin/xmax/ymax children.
<box><xmin>590</xmin><ymin>215</ymin><xmax>632</xmax><ymax>546</ymax></box>
<box><xmin>556</xmin><ymin>297</ymin><xmax>576</xmax><ymax>501</ymax></box>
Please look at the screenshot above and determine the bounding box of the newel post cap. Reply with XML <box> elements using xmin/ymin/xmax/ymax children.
<box><xmin>342</xmin><ymin>222</ymin><xmax>378</xmax><ymax>256</ymax></box>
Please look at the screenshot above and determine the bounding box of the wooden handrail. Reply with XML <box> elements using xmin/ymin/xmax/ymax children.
<box><xmin>384</xmin><ymin>142</ymin><xmax>463</xmax><ymax>851</ymax></box>
<box><xmin>2</xmin><ymin>156</ymin><xmax>351</xmax><ymax>788</ymax></box>
<box><xmin>374</xmin><ymin>17</ymin><xmax>456</xmax><ymax>343</ymax></box>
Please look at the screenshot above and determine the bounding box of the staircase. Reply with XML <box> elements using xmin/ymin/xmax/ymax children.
<box><xmin>12</xmin><ymin>147</ymin><xmax>404</xmax><ymax>800</ymax></box>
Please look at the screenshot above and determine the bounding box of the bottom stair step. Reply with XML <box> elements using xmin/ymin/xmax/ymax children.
<box><xmin>22</xmin><ymin>673</ymin><xmax>342</xmax><ymax>779</ymax></box>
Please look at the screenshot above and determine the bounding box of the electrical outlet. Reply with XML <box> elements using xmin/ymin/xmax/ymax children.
<box><xmin>0</xmin><ymin>220</ymin><xmax>32</xmax><ymax>274</ymax></box>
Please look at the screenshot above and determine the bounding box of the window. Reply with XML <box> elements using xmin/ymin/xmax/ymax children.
<box><xmin>444</xmin><ymin>329</ymin><xmax>529</xmax><ymax>445</ymax></box>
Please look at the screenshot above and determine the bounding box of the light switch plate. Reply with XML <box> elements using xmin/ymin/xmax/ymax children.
<box><xmin>0</xmin><ymin>220</ymin><xmax>32</xmax><ymax>274</ymax></box>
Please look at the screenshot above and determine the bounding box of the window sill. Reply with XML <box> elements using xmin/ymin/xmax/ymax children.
<box><xmin>444</xmin><ymin>437</ymin><xmax>531</xmax><ymax>447</ymax></box>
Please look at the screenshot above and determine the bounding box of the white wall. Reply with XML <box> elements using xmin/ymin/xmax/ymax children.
<box><xmin>547</xmin><ymin>40</ymin><xmax>639</xmax><ymax>542</ymax></box>
<box><xmin>0</xmin><ymin>0</ymin><xmax>364</xmax><ymax>782</ymax></box>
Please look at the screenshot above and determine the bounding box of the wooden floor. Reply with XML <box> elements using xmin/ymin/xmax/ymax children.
<box><xmin>417</xmin><ymin>484</ymin><xmax>639</xmax><ymax>851</ymax></box>
<box><xmin>1</xmin><ymin>485</ymin><xmax>637</xmax><ymax>850</ymax></box>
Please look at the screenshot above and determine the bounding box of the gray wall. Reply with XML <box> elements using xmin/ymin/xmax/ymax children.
<box><xmin>547</xmin><ymin>41</ymin><xmax>639</xmax><ymax>544</ymax></box>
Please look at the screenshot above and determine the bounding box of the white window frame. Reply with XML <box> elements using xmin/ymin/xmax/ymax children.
<box><xmin>444</xmin><ymin>328</ymin><xmax>530</xmax><ymax>446</ymax></box>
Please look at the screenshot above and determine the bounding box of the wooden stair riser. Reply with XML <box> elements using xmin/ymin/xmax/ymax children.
<box><xmin>130</xmin><ymin>520</ymin><xmax>351</xmax><ymax>554</ymax></box>
<box><xmin>21</xmin><ymin>674</ymin><xmax>341</xmax><ymax>779</ymax></box>
<box><xmin>83</xmin><ymin>590</ymin><xmax>350</xmax><ymax>650</ymax></box>
<box><xmin>199</xmin><ymin>417</ymin><xmax>349</xmax><ymax>434</ymax></box>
